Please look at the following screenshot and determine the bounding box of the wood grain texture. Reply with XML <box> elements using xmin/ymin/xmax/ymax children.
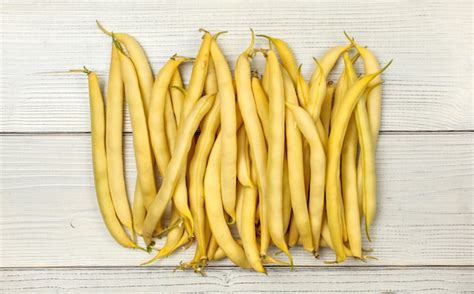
<box><xmin>0</xmin><ymin>0</ymin><xmax>473</xmax><ymax>289</ymax></box>
<box><xmin>1</xmin><ymin>267</ymin><xmax>473</xmax><ymax>293</ymax></box>
<box><xmin>0</xmin><ymin>0</ymin><xmax>472</xmax><ymax>132</ymax></box>
<box><xmin>0</xmin><ymin>133</ymin><xmax>472</xmax><ymax>267</ymax></box>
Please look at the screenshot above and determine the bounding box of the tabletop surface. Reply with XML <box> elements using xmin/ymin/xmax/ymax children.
<box><xmin>0</xmin><ymin>0</ymin><xmax>473</xmax><ymax>292</ymax></box>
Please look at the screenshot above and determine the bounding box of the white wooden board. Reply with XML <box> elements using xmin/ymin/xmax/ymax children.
<box><xmin>1</xmin><ymin>267</ymin><xmax>473</xmax><ymax>293</ymax></box>
<box><xmin>1</xmin><ymin>0</ymin><xmax>473</xmax><ymax>292</ymax></box>
<box><xmin>0</xmin><ymin>133</ymin><xmax>472</xmax><ymax>267</ymax></box>
<box><xmin>0</xmin><ymin>0</ymin><xmax>472</xmax><ymax>132</ymax></box>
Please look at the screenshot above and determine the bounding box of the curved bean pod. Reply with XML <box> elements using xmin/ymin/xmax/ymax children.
<box><xmin>285</xmin><ymin>103</ymin><xmax>325</xmax><ymax>256</ymax></box>
<box><xmin>142</xmin><ymin>94</ymin><xmax>216</xmax><ymax>244</ymax></box>
<box><xmin>82</xmin><ymin>68</ymin><xmax>136</xmax><ymax>248</ymax></box>
<box><xmin>204</xmin><ymin>135</ymin><xmax>251</xmax><ymax>268</ymax></box>
<box><xmin>117</xmin><ymin>47</ymin><xmax>157</xmax><ymax>213</ymax></box>
<box><xmin>265</xmin><ymin>50</ymin><xmax>292</xmax><ymax>265</ymax></box>
<box><xmin>105</xmin><ymin>44</ymin><xmax>133</xmax><ymax>232</ymax></box>
<box><xmin>188</xmin><ymin>98</ymin><xmax>220</xmax><ymax>258</ymax></box>
<box><xmin>211</xmin><ymin>36</ymin><xmax>238</xmax><ymax>223</ymax></box>
<box><xmin>341</xmin><ymin>52</ymin><xmax>362</xmax><ymax>257</ymax></box>
<box><xmin>282</xmin><ymin>69</ymin><xmax>313</xmax><ymax>252</ymax></box>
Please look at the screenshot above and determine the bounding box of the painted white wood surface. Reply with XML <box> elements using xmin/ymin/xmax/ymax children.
<box><xmin>1</xmin><ymin>267</ymin><xmax>473</xmax><ymax>293</ymax></box>
<box><xmin>0</xmin><ymin>0</ymin><xmax>472</xmax><ymax>132</ymax></box>
<box><xmin>1</xmin><ymin>0</ymin><xmax>473</xmax><ymax>292</ymax></box>
<box><xmin>0</xmin><ymin>133</ymin><xmax>472</xmax><ymax>267</ymax></box>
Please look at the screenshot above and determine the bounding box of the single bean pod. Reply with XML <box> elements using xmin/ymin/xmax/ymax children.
<box><xmin>211</xmin><ymin>34</ymin><xmax>238</xmax><ymax>223</ymax></box>
<box><xmin>105</xmin><ymin>44</ymin><xmax>133</xmax><ymax>232</ymax></box>
<box><xmin>282</xmin><ymin>68</ymin><xmax>314</xmax><ymax>253</ymax></box>
<box><xmin>204</xmin><ymin>135</ymin><xmax>251</xmax><ymax>269</ymax></box>
<box><xmin>265</xmin><ymin>49</ymin><xmax>293</xmax><ymax>266</ymax></box>
<box><xmin>142</xmin><ymin>94</ymin><xmax>216</xmax><ymax>245</ymax></box>
<box><xmin>116</xmin><ymin>44</ymin><xmax>157</xmax><ymax>214</ymax></box>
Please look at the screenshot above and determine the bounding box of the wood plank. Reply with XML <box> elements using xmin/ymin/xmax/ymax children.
<box><xmin>1</xmin><ymin>267</ymin><xmax>472</xmax><ymax>293</ymax></box>
<box><xmin>0</xmin><ymin>133</ymin><xmax>472</xmax><ymax>267</ymax></box>
<box><xmin>0</xmin><ymin>0</ymin><xmax>472</xmax><ymax>132</ymax></box>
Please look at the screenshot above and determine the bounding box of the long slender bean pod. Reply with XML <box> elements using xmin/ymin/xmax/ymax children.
<box><xmin>246</xmin><ymin>76</ymin><xmax>270</xmax><ymax>256</ymax></box>
<box><xmin>341</xmin><ymin>52</ymin><xmax>362</xmax><ymax>257</ymax></box>
<box><xmin>204</xmin><ymin>135</ymin><xmax>251</xmax><ymax>268</ymax></box>
<box><xmin>342</xmin><ymin>38</ymin><xmax>383</xmax><ymax>237</ymax></box>
<box><xmin>235</xmin><ymin>29</ymin><xmax>268</xmax><ymax>211</ymax></box>
<box><xmin>142</xmin><ymin>94</ymin><xmax>216</xmax><ymax>244</ymax></box>
<box><xmin>172</xmin><ymin>39</ymin><xmax>211</xmax><ymax>235</ymax></box>
<box><xmin>351</xmin><ymin>40</ymin><xmax>383</xmax><ymax>237</ymax></box>
<box><xmin>98</xmin><ymin>30</ymin><xmax>158</xmax><ymax>233</ymax></box>
<box><xmin>355</xmin><ymin>87</ymin><xmax>378</xmax><ymax>240</ymax></box>
<box><xmin>282</xmin><ymin>69</ymin><xmax>313</xmax><ymax>252</ymax></box>
<box><xmin>105</xmin><ymin>44</ymin><xmax>132</xmax><ymax>232</ymax></box>
<box><xmin>189</xmin><ymin>98</ymin><xmax>220</xmax><ymax>258</ymax></box>
<box><xmin>285</xmin><ymin>103</ymin><xmax>326</xmax><ymax>256</ymax></box>
<box><xmin>76</xmin><ymin>68</ymin><xmax>136</xmax><ymax>248</ymax></box>
<box><xmin>144</xmin><ymin>98</ymin><xmax>187</xmax><ymax>263</ymax></box>
<box><xmin>265</xmin><ymin>50</ymin><xmax>292</xmax><ymax>265</ymax></box>
<box><xmin>117</xmin><ymin>46</ymin><xmax>157</xmax><ymax>212</ymax></box>
<box><xmin>211</xmin><ymin>35</ymin><xmax>238</xmax><ymax>223</ymax></box>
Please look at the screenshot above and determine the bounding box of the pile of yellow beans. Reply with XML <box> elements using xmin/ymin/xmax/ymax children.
<box><xmin>75</xmin><ymin>21</ymin><xmax>391</xmax><ymax>274</ymax></box>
